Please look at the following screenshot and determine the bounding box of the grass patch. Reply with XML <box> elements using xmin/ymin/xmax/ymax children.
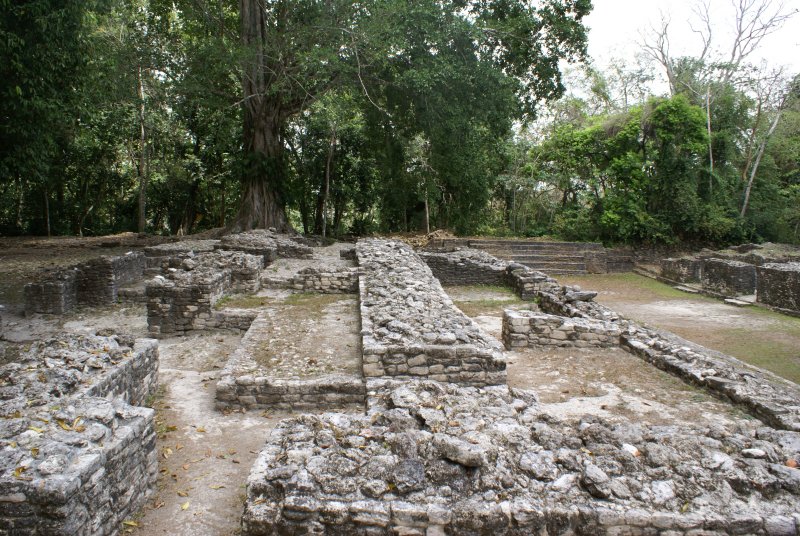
<box><xmin>281</xmin><ymin>292</ymin><xmax>350</xmax><ymax>309</ymax></box>
<box><xmin>710</xmin><ymin>327</ymin><xmax>800</xmax><ymax>384</ymax></box>
<box><xmin>214</xmin><ymin>294</ymin><xmax>272</xmax><ymax>310</ymax></box>
<box><xmin>447</xmin><ymin>284</ymin><xmax>525</xmax><ymax>317</ymax></box>
<box><xmin>561</xmin><ymin>273</ymin><xmax>715</xmax><ymax>302</ymax></box>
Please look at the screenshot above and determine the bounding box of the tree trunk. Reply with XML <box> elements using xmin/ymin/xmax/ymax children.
<box><xmin>43</xmin><ymin>186</ymin><xmax>51</xmax><ymax>237</ymax></box>
<box><xmin>741</xmin><ymin>106</ymin><xmax>784</xmax><ymax>218</ymax></box>
<box><xmin>706</xmin><ymin>86</ymin><xmax>714</xmax><ymax>196</ymax></box>
<box><xmin>234</xmin><ymin>0</ymin><xmax>291</xmax><ymax>232</ymax></box>
<box><xmin>137</xmin><ymin>65</ymin><xmax>148</xmax><ymax>234</ymax></box>
<box><xmin>322</xmin><ymin>132</ymin><xmax>336</xmax><ymax>239</ymax></box>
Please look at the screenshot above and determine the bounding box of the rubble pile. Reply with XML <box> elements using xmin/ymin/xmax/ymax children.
<box><xmin>357</xmin><ymin>240</ymin><xmax>506</xmax><ymax>387</ymax></box>
<box><xmin>243</xmin><ymin>379</ymin><xmax>800</xmax><ymax>535</ymax></box>
<box><xmin>0</xmin><ymin>334</ymin><xmax>159</xmax><ymax>535</ymax></box>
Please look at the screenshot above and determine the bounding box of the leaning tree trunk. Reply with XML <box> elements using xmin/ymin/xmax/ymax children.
<box><xmin>234</xmin><ymin>0</ymin><xmax>291</xmax><ymax>232</ymax></box>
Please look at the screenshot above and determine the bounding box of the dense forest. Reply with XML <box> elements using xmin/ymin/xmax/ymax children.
<box><xmin>1</xmin><ymin>0</ymin><xmax>798</xmax><ymax>245</ymax></box>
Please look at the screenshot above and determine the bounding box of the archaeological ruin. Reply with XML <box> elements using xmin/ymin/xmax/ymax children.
<box><xmin>2</xmin><ymin>231</ymin><xmax>799</xmax><ymax>535</ymax></box>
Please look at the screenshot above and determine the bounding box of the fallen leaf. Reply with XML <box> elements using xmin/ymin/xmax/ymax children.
<box><xmin>162</xmin><ymin>448</ymin><xmax>173</xmax><ymax>460</ymax></box>
<box><xmin>122</xmin><ymin>520</ymin><xmax>139</xmax><ymax>527</ymax></box>
<box><xmin>175</xmin><ymin>444</ymin><xmax>184</xmax><ymax>450</ymax></box>
<box><xmin>196</xmin><ymin>427</ymin><xmax>206</xmax><ymax>433</ymax></box>
<box><xmin>28</xmin><ymin>426</ymin><xmax>45</xmax><ymax>433</ymax></box>
<box><xmin>787</xmin><ymin>458</ymin><xmax>798</xmax><ymax>469</ymax></box>
<box><xmin>182</xmin><ymin>464</ymin><xmax>190</xmax><ymax>470</ymax></box>
<box><xmin>181</xmin><ymin>501</ymin><xmax>190</xmax><ymax>511</ymax></box>
<box><xmin>177</xmin><ymin>490</ymin><xmax>188</xmax><ymax>497</ymax></box>
<box><xmin>209</xmin><ymin>484</ymin><xmax>225</xmax><ymax>490</ymax></box>
<box><xmin>30</xmin><ymin>447</ymin><xmax>39</xmax><ymax>457</ymax></box>
<box><xmin>57</xmin><ymin>420</ymin><xmax>73</xmax><ymax>431</ymax></box>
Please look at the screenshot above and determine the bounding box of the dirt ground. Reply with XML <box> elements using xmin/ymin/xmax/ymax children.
<box><xmin>0</xmin><ymin>239</ymin><xmax>361</xmax><ymax>535</ymax></box>
<box><xmin>559</xmin><ymin>273</ymin><xmax>800</xmax><ymax>384</ymax></box>
<box><xmin>1</xmin><ymin>237</ymin><xmax>796</xmax><ymax>535</ymax></box>
<box><xmin>449</xmin><ymin>285</ymin><xmax>752</xmax><ymax>429</ymax></box>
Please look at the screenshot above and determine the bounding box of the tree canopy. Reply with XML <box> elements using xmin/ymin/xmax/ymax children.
<box><xmin>1</xmin><ymin>0</ymin><xmax>798</xmax><ymax>246</ymax></box>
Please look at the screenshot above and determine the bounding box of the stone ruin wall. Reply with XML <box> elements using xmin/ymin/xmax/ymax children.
<box><xmin>702</xmin><ymin>258</ymin><xmax>757</xmax><ymax>296</ymax></box>
<box><xmin>263</xmin><ymin>266</ymin><xmax>360</xmax><ymax>294</ymax></box>
<box><xmin>243</xmin><ymin>379</ymin><xmax>800</xmax><ymax>536</ymax></box>
<box><xmin>357</xmin><ymin>240</ymin><xmax>506</xmax><ymax>388</ymax></box>
<box><xmin>660</xmin><ymin>257</ymin><xmax>704</xmax><ymax>284</ymax></box>
<box><xmin>503</xmin><ymin>310</ymin><xmax>621</xmax><ymax>349</ymax></box>
<box><xmin>145</xmin><ymin>250</ymin><xmax>264</xmax><ymax>337</ymax></box>
<box><xmin>758</xmin><ymin>262</ymin><xmax>800</xmax><ymax>314</ymax></box>
<box><xmin>0</xmin><ymin>335</ymin><xmax>159</xmax><ymax>535</ymax></box>
<box><xmin>419</xmin><ymin>247</ymin><xmax>800</xmax><ymax>433</ymax></box>
<box><xmin>660</xmin><ymin>251</ymin><xmax>800</xmax><ymax>315</ymax></box>
<box><xmin>215</xmin><ymin>314</ymin><xmax>366</xmax><ymax>412</ymax></box>
<box><xmin>418</xmin><ymin>249</ymin><xmax>507</xmax><ymax>287</ymax></box>
<box><xmin>23</xmin><ymin>252</ymin><xmax>145</xmax><ymax>315</ymax></box>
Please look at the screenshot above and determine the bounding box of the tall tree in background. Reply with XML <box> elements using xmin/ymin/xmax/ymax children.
<box><xmin>235</xmin><ymin>0</ymin><xmax>591</xmax><ymax>231</ymax></box>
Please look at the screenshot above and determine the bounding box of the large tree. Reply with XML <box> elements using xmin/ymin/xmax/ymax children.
<box><xmin>235</xmin><ymin>0</ymin><xmax>591</xmax><ymax>231</ymax></box>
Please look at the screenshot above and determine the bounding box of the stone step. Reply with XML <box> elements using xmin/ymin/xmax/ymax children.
<box><xmin>516</xmin><ymin>259</ymin><xmax>586</xmax><ymax>268</ymax></box>
<box><xmin>724</xmin><ymin>298</ymin><xmax>751</xmax><ymax>307</ymax></box>
<box><xmin>675</xmin><ymin>285</ymin><xmax>701</xmax><ymax>294</ymax></box>
<box><xmin>633</xmin><ymin>265</ymin><xmax>659</xmax><ymax>279</ymax></box>
<box><xmin>512</xmin><ymin>254</ymin><xmax>585</xmax><ymax>263</ymax></box>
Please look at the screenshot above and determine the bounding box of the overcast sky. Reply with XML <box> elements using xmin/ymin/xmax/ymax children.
<box><xmin>584</xmin><ymin>0</ymin><xmax>800</xmax><ymax>74</ymax></box>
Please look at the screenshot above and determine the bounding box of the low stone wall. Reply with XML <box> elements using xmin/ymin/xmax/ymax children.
<box><xmin>145</xmin><ymin>251</ymin><xmax>263</xmax><ymax>337</ymax></box>
<box><xmin>75</xmin><ymin>252</ymin><xmax>146</xmax><ymax>306</ymax></box>
<box><xmin>216</xmin><ymin>314</ymin><xmax>365</xmax><ymax>411</ymax></box>
<box><xmin>419</xmin><ymin>250</ymin><xmax>506</xmax><ymax>286</ymax></box>
<box><xmin>357</xmin><ymin>240</ymin><xmax>506</xmax><ymax>387</ymax></box>
<box><xmin>621</xmin><ymin>327</ymin><xmax>800</xmax><ymax>432</ymax></box>
<box><xmin>286</xmin><ymin>267</ymin><xmax>359</xmax><ymax>293</ymax></box>
<box><xmin>660</xmin><ymin>257</ymin><xmax>703</xmax><ymax>283</ymax></box>
<box><xmin>23</xmin><ymin>269</ymin><xmax>77</xmax><ymax>315</ymax></box>
<box><xmin>506</xmin><ymin>264</ymin><xmax>558</xmax><ymax>300</ymax></box>
<box><xmin>146</xmin><ymin>268</ymin><xmax>229</xmax><ymax>337</ymax></box>
<box><xmin>757</xmin><ymin>262</ymin><xmax>800</xmax><ymax>314</ymax></box>
<box><xmin>702</xmin><ymin>257</ymin><xmax>757</xmax><ymax>296</ymax></box>
<box><xmin>502</xmin><ymin>310</ymin><xmax>621</xmax><ymax>349</ymax></box>
<box><xmin>243</xmin><ymin>379</ymin><xmax>800</xmax><ymax>535</ymax></box>
<box><xmin>24</xmin><ymin>252</ymin><xmax>146</xmax><ymax>314</ymax></box>
<box><xmin>144</xmin><ymin>239</ymin><xmax>220</xmax><ymax>275</ymax></box>
<box><xmin>0</xmin><ymin>334</ymin><xmax>159</xmax><ymax>535</ymax></box>
<box><xmin>215</xmin><ymin>229</ymin><xmax>313</xmax><ymax>262</ymax></box>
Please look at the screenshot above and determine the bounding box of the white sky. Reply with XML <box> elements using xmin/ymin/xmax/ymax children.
<box><xmin>585</xmin><ymin>0</ymin><xmax>800</xmax><ymax>74</ymax></box>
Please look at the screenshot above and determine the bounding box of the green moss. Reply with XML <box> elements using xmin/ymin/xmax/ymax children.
<box><xmin>449</xmin><ymin>284</ymin><xmax>524</xmax><ymax>316</ymax></box>
<box><xmin>281</xmin><ymin>292</ymin><xmax>349</xmax><ymax>308</ymax></box>
<box><xmin>214</xmin><ymin>294</ymin><xmax>272</xmax><ymax>310</ymax></box>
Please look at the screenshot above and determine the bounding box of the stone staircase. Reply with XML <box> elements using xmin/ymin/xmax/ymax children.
<box><xmin>467</xmin><ymin>240</ymin><xmax>598</xmax><ymax>275</ymax></box>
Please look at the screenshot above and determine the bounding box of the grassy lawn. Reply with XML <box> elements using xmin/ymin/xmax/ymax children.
<box><xmin>560</xmin><ymin>273</ymin><xmax>800</xmax><ymax>385</ymax></box>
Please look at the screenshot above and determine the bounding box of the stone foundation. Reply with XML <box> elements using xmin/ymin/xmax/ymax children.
<box><xmin>243</xmin><ymin>379</ymin><xmax>800</xmax><ymax>536</ymax></box>
<box><xmin>23</xmin><ymin>269</ymin><xmax>77</xmax><ymax>315</ymax></box>
<box><xmin>502</xmin><ymin>310</ymin><xmax>621</xmax><ymax>349</ymax></box>
<box><xmin>660</xmin><ymin>257</ymin><xmax>704</xmax><ymax>283</ymax></box>
<box><xmin>0</xmin><ymin>334</ymin><xmax>159</xmax><ymax>535</ymax></box>
<box><xmin>216</xmin><ymin>314</ymin><xmax>365</xmax><ymax>411</ymax></box>
<box><xmin>145</xmin><ymin>251</ymin><xmax>263</xmax><ymax>337</ymax></box>
<box><xmin>757</xmin><ymin>262</ymin><xmax>800</xmax><ymax>314</ymax></box>
<box><xmin>419</xmin><ymin>249</ymin><xmax>506</xmax><ymax>286</ymax></box>
<box><xmin>215</xmin><ymin>229</ymin><xmax>312</xmax><ymax>262</ymax></box>
<box><xmin>285</xmin><ymin>267</ymin><xmax>359</xmax><ymax>293</ymax></box>
<box><xmin>357</xmin><ymin>240</ymin><xmax>506</xmax><ymax>387</ymax></box>
<box><xmin>702</xmin><ymin>258</ymin><xmax>757</xmax><ymax>296</ymax></box>
<box><xmin>23</xmin><ymin>252</ymin><xmax>146</xmax><ymax>314</ymax></box>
